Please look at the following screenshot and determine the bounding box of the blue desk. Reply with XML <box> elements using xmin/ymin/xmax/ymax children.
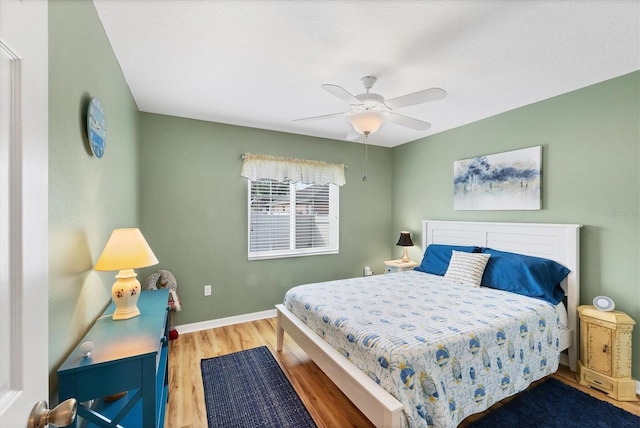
<box><xmin>58</xmin><ymin>289</ymin><xmax>169</xmax><ymax>428</ymax></box>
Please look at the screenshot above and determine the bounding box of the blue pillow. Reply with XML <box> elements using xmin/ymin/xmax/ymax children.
<box><xmin>480</xmin><ymin>248</ymin><xmax>570</xmax><ymax>304</ymax></box>
<box><xmin>415</xmin><ymin>244</ymin><xmax>481</xmax><ymax>276</ymax></box>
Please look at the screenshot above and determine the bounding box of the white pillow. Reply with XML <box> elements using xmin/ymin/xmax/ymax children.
<box><xmin>444</xmin><ymin>251</ymin><xmax>491</xmax><ymax>287</ymax></box>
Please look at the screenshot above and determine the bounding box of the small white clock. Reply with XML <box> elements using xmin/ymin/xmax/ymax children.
<box><xmin>593</xmin><ymin>295</ymin><xmax>615</xmax><ymax>311</ymax></box>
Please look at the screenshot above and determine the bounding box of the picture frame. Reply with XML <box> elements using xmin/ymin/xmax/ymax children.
<box><xmin>453</xmin><ymin>146</ymin><xmax>541</xmax><ymax>210</ymax></box>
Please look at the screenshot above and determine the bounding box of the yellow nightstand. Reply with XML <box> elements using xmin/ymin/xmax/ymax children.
<box><xmin>577</xmin><ymin>305</ymin><xmax>637</xmax><ymax>401</ymax></box>
<box><xmin>383</xmin><ymin>259</ymin><xmax>418</xmax><ymax>273</ymax></box>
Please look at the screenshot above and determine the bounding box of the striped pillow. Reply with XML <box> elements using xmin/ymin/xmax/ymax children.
<box><xmin>444</xmin><ymin>251</ymin><xmax>491</xmax><ymax>287</ymax></box>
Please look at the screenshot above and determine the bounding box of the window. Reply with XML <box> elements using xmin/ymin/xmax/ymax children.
<box><xmin>248</xmin><ymin>179</ymin><xmax>339</xmax><ymax>260</ymax></box>
<box><xmin>241</xmin><ymin>153</ymin><xmax>345</xmax><ymax>260</ymax></box>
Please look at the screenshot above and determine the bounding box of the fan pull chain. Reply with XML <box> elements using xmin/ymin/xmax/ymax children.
<box><xmin>362</xmin><ymin>132</ymin><xmax>369</xmax><ymax>181</ymax></box>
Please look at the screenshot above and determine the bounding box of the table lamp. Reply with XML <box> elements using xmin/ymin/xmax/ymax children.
<box><xmin>95</xmin><ymin>228</ymin><xmax>159</xmax><ymax>320</ymax></box>
<box><xmin>396</xmin><ymin>231</ymin><xmax>414</xmax><ymax>263</ymax></box>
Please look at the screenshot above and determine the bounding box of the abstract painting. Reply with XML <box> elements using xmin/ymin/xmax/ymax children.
<box><xmin>454</xmin><ymin>146</ymin><xmax>541</xmax><ymax>210</ymax></box>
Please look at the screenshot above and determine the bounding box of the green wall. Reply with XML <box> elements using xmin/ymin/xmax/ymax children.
<box><xmin>48</xmin><ymin>0</ymin><xmax>141</xmax><ymax>393</ymax></box>
<box><xmin>391</xmin><ymin>71</ymin><xmax>640</xmax><ymax>379</ymax></box>
<box><xmin>47</xmin><ymin>0</ymin><xmax>640</xmax><ymax>396</ymax></box>
<box><xmin>138</xmin><ymin>114</ymin><xmax>393</xmax><ymax>325</ymax></box>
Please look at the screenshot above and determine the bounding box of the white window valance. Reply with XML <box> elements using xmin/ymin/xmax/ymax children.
<box><xmin>240</xmin><ymin>153</ymin><xmax>346</xmax><ymax>186</ymax></box>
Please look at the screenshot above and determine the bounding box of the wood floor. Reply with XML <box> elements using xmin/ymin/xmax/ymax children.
<box><xmin>166</xmin><ymin>318</ymin><xmax>640</xmax><ymax>427</ymax></box>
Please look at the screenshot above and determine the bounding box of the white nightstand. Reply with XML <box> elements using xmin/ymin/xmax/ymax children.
<box><xmin>577</xmin><ymin>305</ymin><xmax>637</xmax><ymax>401</ymax></box>
<box><xmin>383</xmin><ymin>259</ymin><xmax>418</xmax><ymax>273</ymax></box>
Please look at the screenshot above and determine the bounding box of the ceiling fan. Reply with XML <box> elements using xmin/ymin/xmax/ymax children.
<box><xmin>294</xmin><ymin>76</ymin><xmax>447</xmax><ymax>138</ymax></box>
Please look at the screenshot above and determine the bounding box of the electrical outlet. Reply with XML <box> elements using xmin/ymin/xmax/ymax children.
<box><xmin>204</xmin><ymin>285</ymin><xmax>212</xmax><ymax>296</ymax></box>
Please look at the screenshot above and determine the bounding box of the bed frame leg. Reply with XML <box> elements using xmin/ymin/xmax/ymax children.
<box><xmin>569</xmin><ymin>345</ymin><xmax>578</xmax><ymax>372</ymax></box>
<box><xmin>276</xmin><ymin>309</ymin><xmax>284</xmax><ymax>351</ymax></box>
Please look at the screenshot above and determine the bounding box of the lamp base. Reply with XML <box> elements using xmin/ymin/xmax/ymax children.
<box><xmin>401</xmin><ymin>248</ymin><xmax>410</xmax><ymax>263</ymax></box>
<box><xmin>111</xmin><ymin>269</ymin><xmax>141</xmax><ymax>320</ymax></box>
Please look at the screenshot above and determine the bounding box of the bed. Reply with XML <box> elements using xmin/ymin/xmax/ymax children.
<box><xmin>276</xmin><ymin>221</ymin><xmax>580</xmax><ymax>427</ymax></box>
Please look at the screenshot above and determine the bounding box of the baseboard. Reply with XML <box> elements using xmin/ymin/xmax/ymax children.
<box><xmin>175</xmin><ymin>309</ymin><xmax>277</xmax><ymax>334</ymax></box>
<box><xmin>637</xmin><ymin>379</ymin><xmax>640</xmax><ymax>395</ymax></box>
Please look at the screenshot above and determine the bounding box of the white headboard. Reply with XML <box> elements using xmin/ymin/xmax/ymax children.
<box><xmin>422</xmin><ymin>221</ymin><xmax>579</xmax><ymax>270</ymax></box>
<box><xmin>421</xmin><ymin>220</ymin><xmax>581</xmax><ymax>370</ymax></box>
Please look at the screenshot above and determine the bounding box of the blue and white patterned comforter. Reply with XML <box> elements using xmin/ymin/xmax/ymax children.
<box><xmin>283</xmin><ymin>270</ymin><xmax>562</xmax><ymax>428</ymax></box>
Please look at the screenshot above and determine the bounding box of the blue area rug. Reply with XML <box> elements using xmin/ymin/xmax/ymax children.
<box><xmin>201</xmin><ymin>346</ymin><xmax>317</xmax><ymax>428</ymax></box>
<box><xmin>469</xmin><ymin>378</ymin><xmax>640</xmax><ymax>427</ymax></box>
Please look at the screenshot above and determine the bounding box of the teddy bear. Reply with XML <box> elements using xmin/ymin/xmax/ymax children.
<box><xmin>145</xmin><ymin>269</ymin><xmax>181</xmax><ymax>340</ymax></box>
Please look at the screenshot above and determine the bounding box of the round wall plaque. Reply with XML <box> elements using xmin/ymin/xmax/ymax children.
<box><xmin>87</xmin><ymin>97</ymin><xmax>106</xmax><ymax>158</ymax></box>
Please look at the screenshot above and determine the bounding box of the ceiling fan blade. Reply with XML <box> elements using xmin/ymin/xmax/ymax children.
<box><xmin>387</xmin><ymin>112</ymin><xmax>431</xmax><ymax>131</ymax></box>
<box><xmin>293</xmin><ymin>112</ymin><xmax>345</xmax><ymax>123</ymax></box>
<box><xmin>321</xmin><ymin>84</ymin><xmax>362</xmax><ymax>105</ymax></box>
<box><xmin>385</xmin><ymin>88</ymin><xmax>447</xmax><ymax>110</ymax></box>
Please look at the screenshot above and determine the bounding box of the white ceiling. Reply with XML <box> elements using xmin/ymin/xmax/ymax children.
<box><xmin>93</xmin><ymin>0</ymin><xmax>639</xmax><ymax>148</ymax></box>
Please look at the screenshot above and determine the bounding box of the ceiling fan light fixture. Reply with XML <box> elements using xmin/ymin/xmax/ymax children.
<box><xmin>349</xmin><ymin>111</ymin><xmax>384</xmax><ymax>135</ymax></box>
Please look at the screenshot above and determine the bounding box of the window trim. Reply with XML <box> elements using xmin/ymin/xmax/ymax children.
<box><xmin>247</xmin><ymin>179</ymin><xmax>339</xmax><ymax>261</ymax></box>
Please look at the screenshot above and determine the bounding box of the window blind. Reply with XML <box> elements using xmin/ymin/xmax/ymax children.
<box><xmin>242</xmin><ymin>154</ymin><xmax>342</xmax><ymax>260</ymax></box>
<box><xmin>248</xmin><ymin>179</ymin><xmax>338</xmax><ymax>260</ymax></box>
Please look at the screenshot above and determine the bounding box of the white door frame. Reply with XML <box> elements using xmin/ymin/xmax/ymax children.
<box><xmin>0</xmin><ymin>0</ymin><xmax>49</xmax><ymax>426</ymax></box>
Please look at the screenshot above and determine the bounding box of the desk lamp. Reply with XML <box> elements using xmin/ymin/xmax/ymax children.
<box><xmin>396</xmin><ymin>231</ymin><xmax>414</xmax><ymax>263</ymax></box>
<box><xmin>95</xmin><ymin>228</ymin><xmax>158</xmax><ymax>320</ymax></box>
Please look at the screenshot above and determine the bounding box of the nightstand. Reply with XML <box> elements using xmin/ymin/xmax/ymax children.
<box><xmin>383</xmin><ymin>259</ymin><xmax>418</xmax><ymax>273</ymax></box>
<box><xmin>577</xmin><ymin>305</ymin><xmax>637</xmax><ymax>401</ymax></box>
